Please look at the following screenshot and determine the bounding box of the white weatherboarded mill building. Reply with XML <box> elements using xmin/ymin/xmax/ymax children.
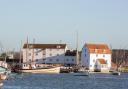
<box><xmin>81</xmin><ymin>43</ymin><xmax>111</xmax><ymax>72</ymax></box>
<box><xmin>22</xmin><ymin>44</ymin><xmax>68</xmax><ymax>69</ymax></box>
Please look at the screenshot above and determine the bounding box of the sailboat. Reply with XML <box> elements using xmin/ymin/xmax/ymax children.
<box><xmin>73</xmin><ymin>31</ymin><xmax>89</xmax><ymax>76</ymax></box>
<box><xmin>16</xmin><ymin>39</ymin><xmax>61</xmax><ymax>74</ymax></box>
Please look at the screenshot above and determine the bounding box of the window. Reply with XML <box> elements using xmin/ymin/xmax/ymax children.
<box><xmin>66</xmin><ymin>59</ymin><xmax>69</xmax><ymax>61</ymax></box>
<box><xmin>43</xmin><ymin>58</ymin><xmax>46</xmax><ymax>61</ymax></box>
<box><xmin>85</xmin><ymin>49</ymin><xmax>86</xmax><ymax>53</ymax></box>
<box><xmin>50</xmin><ymin>53</ymin><xmax>52</xmax><ymax>56</ymax></box>
<box><xmin>103</xmin><ymin>50</ymin><xmax>106</xmax><ymax>52</ymax></box>
<box><xmin>29</xmin><ymin>59</ymin><xmax>31</xmax><ymax>62</ymax></box>
<box><xmin>103</xmin><ymin>55</ymin><xmax>105</xmax><ymax>57</ymax></box>
<box><xmin>95</xmin><ymin>49</ymin><xmax>98</xmax><ymax>52</ymax></box>
<box><xmin>36</xmin><ymin>59</ymin><xmax>38</xmax><ymax>62</ymax></box>
<box><xmin>57</xmin><ymin>49</ymin><xmax>59</xmax><ymax>51</ymax></box>
<box><xmin>95</xmin><ymin>65</ymin><xmax>97</xmax><ymax>68</ymax></box>
<box><xmin>29</xmin><ymin>53</ymin><xmax>31</xmax><ymax>56</ymax></box>
<box><xmin>36</xmin><ymin>53</ymin><xmax>38</xmax><ymax>56</ymax></box>
<box><xmin>57</xmin><ymin>46</ymin><xmax>61</xmax><ymax>49</ymax></box>
<box><xmin>102</xmin><ymin>65</ymin><xmax>104</xmax><ymax>68</ymax></box>
<box><xmin>57</xmin><ymin>54</ymin><xmax>59</xmax><ymax>56</ymax></box>
<box><xmin>50</xmin><ymin>59</ymin><xmax>52</xmax><ymax>61</ymax></box>
<box><xmin>96</xmin><ymin>54</ymin><xmax>98</xmax><ymax>57</ymax></box>
<box><xmin>43</xmin><ymin>53</ymin><xmax>45</xmax><ymax>55</ymax></box>
<box><xmin>106</xmin><ymin>60</ymin><xmax>108</xmax><ymax>64</ymax></box>
<box><xmin>72</xmin><ymin>59</ymin><xmax>74</xmax><ymax>61</ymax></box>
<box><xmin>93</xmin><ymin>59</ymin><xmax>95</xmax><ymax>63</ymax></box>
<box><xmin>56</xmin><ymin>59</ymin><xmax>59</xmax><ymax>62</ymax></box>
<box><xmin>85</xmin><ymin>54</ymin><xmax>86</xmax><ymax>57</ymax></box>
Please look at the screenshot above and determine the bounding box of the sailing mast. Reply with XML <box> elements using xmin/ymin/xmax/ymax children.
<box><xmin>25</xmin><ymin>36</ymin><xmax>29</xmax><ymax>69</ymax></box>
<box><xmin>32</xmin><ymin>39</ymin><xmax>35</xmax><ymax>63</ymax></box>
<box><xmin>19</xmin><ymin>40</ymin><xmax>22</xmax><ymax>68</ymax></box>
<box><xmin>76</xmin><ymin>31</ymin><xmax>79</xmax><ymax>66</ymax></box>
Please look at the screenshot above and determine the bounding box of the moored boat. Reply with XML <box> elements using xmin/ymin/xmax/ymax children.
<box><xmin>73</xmin><ymin>67</ymin><xmax>89</xmax><ymax>76</ymax></box>
<box><xmin>112</xmin><ymin>71</ymin><xmax>121</xmax><ymax>76</ymax></box>
<box><xmin>20</xmin><ymin>66</ymin><xmax>61</xmax><ymax>74</ymax></box>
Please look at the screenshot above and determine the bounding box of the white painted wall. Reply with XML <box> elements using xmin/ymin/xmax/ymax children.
<box><xmin>81</xmin><ymin>46</ymin><xmax>111</xmax><ymax>71</ymax></box>
<box><xmin>22</xmin><ymin>46</ymin><xmax>72</xmax><ymax>66</ymax></box>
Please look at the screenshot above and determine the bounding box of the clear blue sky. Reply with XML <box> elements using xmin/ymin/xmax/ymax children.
<box><xmin>0</xmin><ymin>0</ymin><xmax>128</xmax><ymax>51</ymax></box>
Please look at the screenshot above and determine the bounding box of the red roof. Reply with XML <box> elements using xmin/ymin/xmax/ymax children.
<box><xmin>98</xmin><ymin>59</ymin><xmax>107</xmax><ymax>64</ymax></box>
<box><xmin>85</xmin><ymin>43</ymin><xmax>111</xmax><ymax>54</ymax></box>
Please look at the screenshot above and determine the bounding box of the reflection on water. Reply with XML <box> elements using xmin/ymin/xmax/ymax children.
<box><xmin>2</xmin><ymin>73</ymin><xmax>128</xmax><ymax>89</ymax></box>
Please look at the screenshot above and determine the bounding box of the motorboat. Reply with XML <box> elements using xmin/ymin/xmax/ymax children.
<box><xmin>74</xmin><ymin>67</ymin><xmax>89</xmax><ymax>76</ymax></box>
<box><xmin>112</xmin><ymin>71</ymin><xmax>121</xmax><ymax>76</ymax></box>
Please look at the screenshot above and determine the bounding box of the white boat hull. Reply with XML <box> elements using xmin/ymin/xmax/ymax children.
<box><xmin>21</xmin><ymin>67</ymin><xmax>61</xmax><ymax>74</ymax></box>
<box><xmin>112</xmin><ymin>71</ymin><xmax>121</xmax><ymax>75</ymax></box>
<box><xmin>73</xmin><ymin>71</ymin><xmax>89</xmax><ymax>76</ymax></box>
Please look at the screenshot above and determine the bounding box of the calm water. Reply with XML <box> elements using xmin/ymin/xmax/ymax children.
<box><xmin>2</xmin><ymin>73</ymin><xmax>128</xmax><ymax>89</ymax></box>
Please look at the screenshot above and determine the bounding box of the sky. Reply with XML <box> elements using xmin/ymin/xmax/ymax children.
<box><xmin>0</xmin><ymin>0</ymin><xmax>128</xmax><ymax>51</ymax></box>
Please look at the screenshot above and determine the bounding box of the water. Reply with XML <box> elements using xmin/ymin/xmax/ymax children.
<box><xmin>2</xmin><ymin>73</ymin><xmax>128</xmax><ymax>89</ymax></box>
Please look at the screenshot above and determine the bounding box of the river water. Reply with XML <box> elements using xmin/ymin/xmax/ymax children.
<box><xmin>2</xmin><ymin>73</ymin><xmax>128</xmax><ymax>89</ymax></box>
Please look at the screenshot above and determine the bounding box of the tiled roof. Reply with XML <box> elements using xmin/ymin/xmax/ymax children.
<box><xmin>98</xmin><ymin>59</ymin><xmax>107</xmax><ymax>64</ymax></box>
<box><xmin>86</xmin><ymin>43</ymin><xmax>109</xmax><ymax>49</ymax></box>
<box><xmin>85</xmin><ymin>43</ymin><xmax>111</xmax><ymax>54</ymax></box>
<box><xmin>23</xmin><ymin>44</ymin><xmax>66</xmax><ymax>49</ymax></box>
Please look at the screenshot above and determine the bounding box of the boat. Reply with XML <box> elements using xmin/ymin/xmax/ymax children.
<box><xmin>20</xmin><ymin>66</ymin><xmax>61</xmax><ymax>74</ymax></box>
<box><xmin>112</xmin><ymin>71</ymin><xmax>121</xmax><ymax>76</ymax></box>
<box><xmin>17</xmin><ymin>38</ymin><xmax>61</xmax><ymax>74</ymax></box>
<box><xmin>0</xmin><ymin>66</ymin><xmax>10</xmax><ymax>79</ymax></box>
<box><xmin>73</xmin><ymin>32</ymin><xmax>90</xmax><ymax>76</ymax></box>
<box><xmin>73</xmin><ymin>67</ymin><xmax>89</xmax><ymax>76</ymax></box>
<box><xmin>0</xmin><ymin>83</ymin><xmax>3</xmax><ymax>87</ymax></box>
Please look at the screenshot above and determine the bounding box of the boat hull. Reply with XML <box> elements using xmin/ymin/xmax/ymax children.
<box><xmin>0</xmin><ymin>74</ymin><xmax>7</xmax><ymax>80</ymax></box>
<box><xmin>112</xmin><ymin>72</ymin><xmax>121</xmax><ymax>75</ymax></box>
<box><xmin>20</xmin><ymin>67</ymin><xmax>60</xmax><ymax>74</ymax></box>
<box><xmin>73</xmin><ymin>71</ymin><xmax>89</xmax><ymax>76</ymax></box>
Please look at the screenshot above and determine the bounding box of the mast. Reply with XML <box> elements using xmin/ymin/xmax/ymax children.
<box><xmin>26</xmin><ymin>37</ymin><xmax>29</xmax><ymax>63</ymax></box>
<box><xmin>76</xmin><ymin>31</ymin><xmax>79</xmax><ymax>65</ymax></box>
<box><xmin>19</xmin><ymin>40</ymin><xmax>22</xmax><ymax>67</ymax></box>
<box><xmin>32</xmin><ymin>39</ymin><xmax>35</xmax><ymax>63</ymax></box>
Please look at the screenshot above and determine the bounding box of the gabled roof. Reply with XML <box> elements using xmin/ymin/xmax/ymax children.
<box><xmin>85</xmin><ymin>43</ymin><xmax>109</xmax><ymax>49</ymax></box>
<box><xmin>23</xmin><ymin>44</ymin><xmax>67</xmax><ymax>49</ymax></box>
<box><xmin>85</xmin><ymin>43</ymin><xmax>111</xmax><ymax>54</ymax></box>
<box><xmin>98</xmin><ymin>59</ymin><xmax>107</xmax><ymax>64</ymax></box>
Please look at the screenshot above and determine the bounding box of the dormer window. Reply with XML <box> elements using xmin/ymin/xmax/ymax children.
<box><xmin>103</xmin><ymin>50</ymin><xmax>106</xmax><ymax>53</ymax></box>
<box><xmin>95</xmin><ymin>49</ymin><xmax>98</xmax><ymax>52</ymax></box>
<box><xmin>57</xmin><ymin>46</ymin><xmax>61</xmax><ymax>49</ymax></box>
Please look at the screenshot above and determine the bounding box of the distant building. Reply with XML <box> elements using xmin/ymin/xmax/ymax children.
<box><xmin>7</xmin><ymin>51</ymin><xmax>20</xmax><ymax>59</ymax></box>
<box><xmin>22</xmin><ymin>44</ymin><xmax>68</xmax><ymax>69</ymax></box>
<box><xmin>81</xmin><ymin>43</ymin><xmax>111</xmax><ymax>72</ymax></box>
<box><xmin>64</xmin><ymin>50</ymin><xmax>81</xmax><ymax>66</ymax></box>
